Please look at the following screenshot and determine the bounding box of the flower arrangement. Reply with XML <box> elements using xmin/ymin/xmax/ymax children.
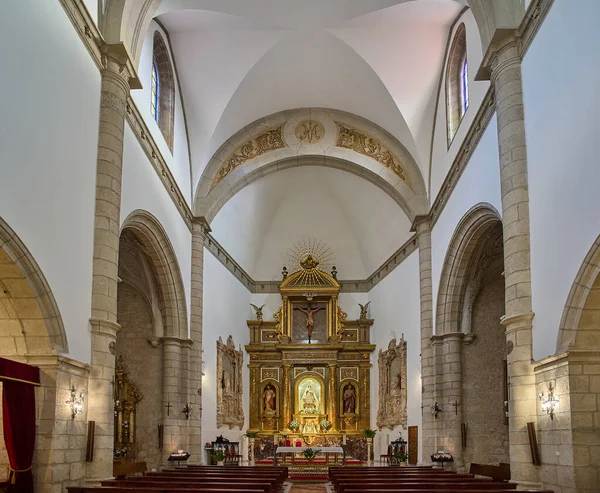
<box><xmin>212</xmin><ymin>449</ymin><xmax>225</xmax><ymax>462</ymax></box>
<box><xmin>245</xmin><ymin>430</ymin><xmax>259</xmax><ymax>438</ymax></box>
<box><xmin>320</xmin><ymin>419</ymin><xmax>332</xmax><ymax>431</ymax></box>
<box><xmin>302</xmin><ymin>448</ymin><xmax>321</xmax><ymax>461</ymax></box>
<box><xmin>431</xmin><ymin>451</ymin><xmax>453</xmax><ymax>462</ymax></box>
<box><xmin>363</xmin><ymin>428</ymin><xmax>377</xmax><ymax>438</ymax></box>
<box><xmin>288</xmin><ymin>420</ymin><xmax>300</xmax><ymax>432</ymax></box>
<box><xmin>393</xmin><ymin>450</ymin><xmax>408</xmax><ymax>463</ymax></box>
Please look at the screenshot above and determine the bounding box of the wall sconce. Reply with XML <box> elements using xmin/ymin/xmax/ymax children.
<box><xmin>66</xmin><ymin>385</ymin><xmax>84</xmax><ymax>420</ymax></box>
<box><xmin>539</xmin><ymin>383</ymin><xmax>559</xmax><ymax>420</ymax></box>
<box><xmin>182</xmin><ymin>403</ymin><xmax>192</xmax><ymax>420</ymax></box>
<box><xmin>431</xmin><ymin>402</ymin><xmax>442</xmax><ymax>419</ymax></box>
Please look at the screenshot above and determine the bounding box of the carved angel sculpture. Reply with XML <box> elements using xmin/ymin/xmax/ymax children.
<box><xmin>359</xmin><ymin>301</ymin><xmax>371</xmax><ymax>320</ymax></box>
<box><xmin>250</xmin><ymin>303</ymin><xmax>265</xmax><ymax>321</ymax></box>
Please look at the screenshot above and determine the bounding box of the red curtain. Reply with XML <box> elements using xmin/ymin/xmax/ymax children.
<box><xmin>0</xmin><ymin>357</ymin><xmax>40</xmax><ymax>493</ymax></box>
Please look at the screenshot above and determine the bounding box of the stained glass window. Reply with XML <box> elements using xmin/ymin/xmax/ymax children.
<box><xmin>461</xmin><ymin>57</ymin><xmax>469</xmax><ymax>117</ymax></box>
<box><xmin>151</xmin><ymin>60</ymin><xmax>159</xmax><ymax>122</ymax></box>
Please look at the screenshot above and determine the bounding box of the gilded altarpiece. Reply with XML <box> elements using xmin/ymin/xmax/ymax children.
<box><xmin>217</xmin><ymin>335</ymin><xmax>244</xmax><ymax>429</ymax></box>
<box><xmin>113</xmin><ymin>355</ymin><xmax>143</xmax><ymax>458</ymax></box>
<box><xmin>246</xmin><ymin>255</ymin><xmax>375</xmax><ymax>442</ymax></box>
<box><xmin>376</xmin><ymin>338</ymin><xmax>408</xmax><ymax>429</ymax></box>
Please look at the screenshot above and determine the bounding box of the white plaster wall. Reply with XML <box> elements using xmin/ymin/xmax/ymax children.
<box><xmin>202</xmin><ymin>252</ymin><xmax>251</xmax><ymax>460</ymax></box>
<box><xmin>368</xmin><ymin>252</ymin><xmax>422</xmax><ymax>461</ymax></box>
<box><xmin>82</xmin><ymin>0</ymin><xmax>99</xmax><ymax>25</ymax></box>
<box><xmin>431</xmin><ymin>119</ymin><xmax>502</xmax><ymax>326</ymax></box>
<box><xmin>429</xmin><ymin>10</ymin><xmax>490</xmax><ymax>202</ymax></box>
<box><xmin>0</xmin><ymin>0</ymin><xmax>100</xmax><ymax>363</ymax></box>
<box><xmin>121</xmin><ymin>125</ymin><xmax>192</xmax><ymax>330</ymax></box>
<box><xmin>131</xmin><ymin>21</ymin><xmax>193</xmax><ymax>205</ymax></box>
<box><xmin>522</xmin><ymin>0</ymin><xmax>600</xmax><ymax>360</ymax></box>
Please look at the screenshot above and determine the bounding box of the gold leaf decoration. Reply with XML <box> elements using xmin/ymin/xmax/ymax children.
<box><xmin>211</xmin><ymin>126</ymin><xmax>286</xmax><ymax>190</ymax></box>
<box><xmin>335</xmin><ymin>122</ymin><xmax>410</xmax><ymax>187</ymax></box>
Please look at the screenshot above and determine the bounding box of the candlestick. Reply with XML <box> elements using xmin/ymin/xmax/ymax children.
<box><xmin>342</xmin><ymin>433</ymin><xmax>347</xmax><ymax>445</ymax></box>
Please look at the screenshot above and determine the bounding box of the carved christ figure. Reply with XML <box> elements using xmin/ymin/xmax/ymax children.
<box><xmin>294</xmin><ymin>305</ymin><xmax>324</xmax><ymax>342</ymax></box>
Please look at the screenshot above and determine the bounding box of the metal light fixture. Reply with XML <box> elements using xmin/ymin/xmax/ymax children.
<box><xmin>431</xmin><ymin>402</ymin><xmax>442</xmax><ymax>419</ymax></box>
<box><xmin>66</xmin><ymin>385</ymin><xmax>84</xmax><ymax>419</ymax></box>
<box><xmin>182</xmin><ymin>403</ymin><xmax>192</xmax><ymax>420</ymax></box>
<box><xmin>539</xmin><ymin>383</ymin><xmax>559</xmax><ymax>420</ymax></box>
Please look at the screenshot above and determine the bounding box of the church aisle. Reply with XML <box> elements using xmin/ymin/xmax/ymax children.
<box><xmin>288</xmin><ymin>481</ymin><xmax>329</xmax><ymax>493</ymax></box>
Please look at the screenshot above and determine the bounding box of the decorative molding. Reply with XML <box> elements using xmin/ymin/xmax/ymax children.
<box><xmin>377</xmin><ymin>337</ymin><xmax>408</xmax><ymax>429</ymax></box>
<box><xmin>58</xmin><ymin>0</ymin><xmax>103</xmax><ymax>71</ymax></box>
<box><xmin>211</xmin><ymin>126</ymin><xmax>286</xmax><ymax>190</ymax></box>
<box><xmin>336</xmin><ymin>122</ymin><xmax>410</xmax><ymax>187</ymax></box>
<box><xmin>518</xmin><ymin>0</ymin><xmax>555</xmax><ymax>59</ymax></box>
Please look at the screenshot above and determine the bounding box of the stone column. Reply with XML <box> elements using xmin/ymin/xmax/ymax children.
<box><xmin>86</xmin><ymin>43</ymin><xmax>139</xmax><ymax>481</ymax></box>
<box><xmin>413</xmin><ymin>217</ymin><xmax>435</xmax><ymax>463</ymax></box>
<box><xmin>483</xmin><ymin>36</ymin><xmax>539</xmax><ymax>487</ymax></box>
<box><xmin>328</xmin><ymin>363</ymin><xmax>338</xmax><ymax>431</ymax></box>
<box><xmin>188</xmin><ymin>218</ymin><xmax>209</xmax><ymax>457</ymax></box>
<box><xmin>162</xmin><ymin>336</ymin><xmax>183</xmax><ymax>458</ymax></box>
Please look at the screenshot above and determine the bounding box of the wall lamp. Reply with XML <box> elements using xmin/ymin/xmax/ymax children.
<box><xmin>182</xmin><ymin>403</ymin><xmax>192</xmax><ymax>420</ymax></box>
<box><xmin>431</xmin><ymin>402</ymin><xmax>442</xmax><ymax>419</ymax></box>
<box><xmin>539</xmin><ymin>383</ymin><xmax>559</xmax><ymax>420</ymax></box>
<box><xmin>66</xmin><ymin>385</ymin><xmax>84</xmax><ymax>420</ymax></box>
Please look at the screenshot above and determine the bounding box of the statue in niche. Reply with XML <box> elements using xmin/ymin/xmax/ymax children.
<box><xmin>217</xmin><ymin>335</ymin><xmax>244</xmax><ymax>429</ymax></box>
<box><xmin>343</xmin><ymin>383</ymin><xmax>356</xmax><ymax>414</ymax></box>
<box><xmin>263</xmin><ymin>384</ymin><xmax>276</xmax><ymax>413</ymax></box>
<box><xmin>377</xmin><ymin>337</ymin><xmax>408</xmax><ymax>429</ymax></box>
<box><xmin>294</xmin><ymin>305</ymin><xmax>324</xmax><ymax>343</ymax></box>
<box><xmin>299</xmin><ymin>379</ymin><xmax>320</xmax><ymax>414</ymax></box>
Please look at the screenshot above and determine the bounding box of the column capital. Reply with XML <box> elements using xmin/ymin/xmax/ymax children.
<box><xmin>430</xmin><ymin>331</ymin><xmax>475</xmax><ymax>345</ymax></box>
<box><xmin>410</xmin><ymin>215</ymin><xmax>430</xmax><ymax>234</ymax></box>
<box><xmin>89</xmin><ymin>317</ymin><xmax>121</xmax><ymax>338</ymax></box>
<box><xmin>192</xmin><ymin>216</ymin><xmax>212</xmax><ymax>235</ymax></box>
<box><xmin>476</xmin><ymin>31</ymin><xmax>521</xmax><ymax>82</ymax></box>
<box><xmin>99</xmin><ymin>42</ymin><xmax>142</xmax><ymax>90</ymax></box>
<box><xmin>500</xmin><ymin>312</ymin><xmax>535</xmax><ymax>332</ymax></box>
<box><xmin>161</xmin><ymin>335</ymin><xmax>187</xmax><ymax>347</ymax></box>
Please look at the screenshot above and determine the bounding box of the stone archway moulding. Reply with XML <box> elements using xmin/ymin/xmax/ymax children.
<box><xmin>435</xmin><ymin>203</ymin><xmax>502</xmax><ymax>336</ymax></box>
<box><xmin>557</xmin><ymin>233</ymin><xmax>600</xmax><ymax>354</ymax></box>
<box><xmin>194</xmin><ymin>108</ymin><xmax>428</xmax><ymax>222</ymax></box>
<box><xmin>120</xmin><ymin>209</ymin><xmax>188</xmax><ymax>340</ymax></box>
<box><xmin>0</xmin><ymin>216</ymin><xmax>68</xmax><ymax>354</ymax></box>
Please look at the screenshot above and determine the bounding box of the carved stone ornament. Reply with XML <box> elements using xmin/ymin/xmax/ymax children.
<box><xmin>335</xmin><ymin>122</ymin><xmax>410</xmax><ymax>187</ymax></box>
<box><xmin>376</xmin><ymin>337</ymin><xmax>407</xmax><ymax>429</ymax></box>
<box><xmin>211</xmin><ymin>126</ymin><xmax>286</xmax><ymax>190</ymax></box>
<box><xmin>217</xmin><ymin>335</ymin><xmax>245</xmax><ymax>429</ymax></box>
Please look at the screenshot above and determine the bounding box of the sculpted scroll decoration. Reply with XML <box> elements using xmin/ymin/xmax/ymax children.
<box><xmin>217</xmin><ymin>335</ymin><xmax>245</xmax><ymax>429</ymax></box>
<box><xmin>377</xmin><ymin>338</ymin><xmax>407</xmax><ymax>429</ymax></box>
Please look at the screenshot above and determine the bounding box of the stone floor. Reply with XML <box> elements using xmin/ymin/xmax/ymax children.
<box><xmin>288</xmin><ymin>482</ymin><xmax>328</xmax><ymax>493</ymax></box>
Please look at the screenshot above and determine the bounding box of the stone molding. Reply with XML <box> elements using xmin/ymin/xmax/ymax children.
<box><xmin>89</xmin><ymin>317</ymin><xmax>121</xmax><ymax>338</ymax></box>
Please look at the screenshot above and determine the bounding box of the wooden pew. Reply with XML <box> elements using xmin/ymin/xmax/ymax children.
<box><xmin>469</xmin><ymin>463</ymin><xmax>511</xmax><ymax>482</ymax></box>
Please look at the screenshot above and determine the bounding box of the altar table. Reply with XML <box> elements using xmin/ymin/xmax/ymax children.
<box><xmin>274</xmin><ymin>446</ymin><xmax>345</xmax><ymax>465</ymax></box>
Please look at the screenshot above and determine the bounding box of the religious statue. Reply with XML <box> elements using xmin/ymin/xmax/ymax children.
<box><xmin>300</xmin><ymin>380</ymin><xmax>319</xmax><ymax>413</ymax></box>
<box><xmin>294</xmin><ymin>305</ymin><xmax>324</xmax><ymax>343</ymax></box>
<box><xmin>263</xmin><ymin>384</ymin><xmax>276</xmax><ymax>413</ymax></box>
<box><xmin>359</xmin><ymin>301</ymin><xmax>371</xmax><ymax>320</ymax></box>
<box><xmin>250</xmin><ymin>303</ymin><xmax>265</xmax><ymax>321</ymax></box>
<box><xmin>343</xmin><ymin>383</ymin><xmax>356</xmax><ymax>414</ymax></box>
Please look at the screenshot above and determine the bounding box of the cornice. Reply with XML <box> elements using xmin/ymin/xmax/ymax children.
<box><xmin>58</xmin><ymin>0</ymin><xmax>103</xmax><ymax>71</ymax></box>
<box><xmin>519</xmin><ymin>0</ymin><xmax>555</xmax><ymax>59</ymax></box>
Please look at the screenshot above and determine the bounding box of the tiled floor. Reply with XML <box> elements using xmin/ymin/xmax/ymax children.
<box><xmin>288</xmin><ymin>482</ymin><xmax>328</xmax><ymax>493</ymax></box>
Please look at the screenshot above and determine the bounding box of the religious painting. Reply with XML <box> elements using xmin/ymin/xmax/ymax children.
<box><xmin>217</xmin><ymin>335</ymin><xmax>244</xmax><ymax>429</ymax></box>
<box><xmin>296</xmin><ymin>376</ymin><xmax>323</xmax><ymax>414</ymax></box>
<box><xmin>292</xmin><ymin>301</ymin><xmax>327</xmax><ymax>343</ymax></box>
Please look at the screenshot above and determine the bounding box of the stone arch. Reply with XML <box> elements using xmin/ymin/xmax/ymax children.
<box><xmin>194</xmin><ymin>108</ymin><xmax>429</xmax><ymax>221</ymax></box>
<box><xmin>557</xmin><ymin>234</ymin><xmax>600</xmax><ymax>353</ymax></box>
<box><xmin>446</xmin><ymin>23</ymin><xmax>468</xmax><ymax>144</ymax></box>
<box><xmin>435</xmin><ymin>203</ymin><xmax>502</xmax><ymax>336</ymax></box>
<box><xmin>0</xmin><ymin>216</ymin><xmax>67</xmax><ymax>354</ymax></box>
<box><xmin>120</xmin><ymin>210</ymin><xmax>188</xmax><ymax>339</ymax></box>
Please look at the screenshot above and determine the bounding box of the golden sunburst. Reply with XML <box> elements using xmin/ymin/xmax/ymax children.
<box><xmin>284</xmin><ymin>238</ymin><xmax>336</xmax><ymax>274</ymax></box>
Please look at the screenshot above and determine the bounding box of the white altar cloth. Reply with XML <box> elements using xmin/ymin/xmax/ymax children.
<box><xmin>275</xmin><ymin>446</ymin><xmax>344</xmax><ymax>454</ymax></box>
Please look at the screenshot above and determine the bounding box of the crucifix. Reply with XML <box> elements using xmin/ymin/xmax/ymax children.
<box><xmin>165</xmin><ymin>401</ymin><xmax>172</xmax><ymax>416</ymax></box>
<box><xmin>452</xmin><ymin>400</ymin><xmax>460</xmax><ymax>415</ymax></box>
<box><xmin>294</xmin><ymin>304</ymin><xmax>324</xmax><ymax>343</ymax></box>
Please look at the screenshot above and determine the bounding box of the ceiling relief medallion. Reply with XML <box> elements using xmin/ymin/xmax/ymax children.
<box><xmin>335</xmin><ymin>122</ymin><xmax>410</xmax><ymax>188</ymax></box>
<box><xmin>295</xmin><ymin>120</ymin><xmax>325</xmax><ymax>144</ymax></box>
<box><xmin>211</xmin><ymin>126</ymin><xmax>286</xmax><ymax>190</ymax></box>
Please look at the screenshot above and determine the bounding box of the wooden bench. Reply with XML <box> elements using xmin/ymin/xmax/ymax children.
<box><xmin>469</xmin><ymin>463</ymin><xmax>511</xmax><ymax>482</ymax></box>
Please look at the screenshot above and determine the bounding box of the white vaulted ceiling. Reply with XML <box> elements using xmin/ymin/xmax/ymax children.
<box><xmin>156</xmin><ymin>0</ymin><xmax>466</xmax><ymax>195</ymax></box>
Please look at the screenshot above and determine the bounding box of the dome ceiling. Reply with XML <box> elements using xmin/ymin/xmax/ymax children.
<box><xmin>156</xmin><ymin>0</ymin><xmax>466</xmax><ymax>196</ymax></box>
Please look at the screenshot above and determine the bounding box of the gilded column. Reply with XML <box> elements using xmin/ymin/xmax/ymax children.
<box><xmin>413</xmin><ymin>217</ymin><xmax>435</xmax><ymax>463</ymax></box>
<box><xmin>249</xmin><ymin>365</ymin><xmax>259</xmax><ymax>430</ymax></box>
<box><xmin>86</xmin><ymin>43</ymin><xmax>139</xmax><ymax>481</ymax></box>
<box><xmin>282</xmin><ymin>364</ymin><xmax>292</xmax><ymax>428</ymax></box>
<box><xmin>328</xmin><ymin>363</ymin><xmax>338</xmax><ymax>431</ymax></box>
<box><xmin>188</xmin><ymin>218</ymin><xmax>210</xmax><ymax>457</ymax></box>
<box><xmin>481</xmin><ymin>35</ymin><xmax>539</xmax><ymax>487</ymax></box>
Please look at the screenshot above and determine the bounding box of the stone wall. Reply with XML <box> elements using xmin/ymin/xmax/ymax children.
<box><xmin>462</xmin><ymin>274</ymin><xmax>509</xmax><ymax>467</ymax></box>
<box><xmin>116</xmin><ymin>282</ymin><xmax>163</xmax><ymax>470</ymax></box>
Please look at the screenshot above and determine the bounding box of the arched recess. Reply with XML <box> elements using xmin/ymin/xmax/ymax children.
<box><xmin>557</xmin><ymin>234</ymin><xmax>600</xmax><ymax>353</ymax></box>
<box><xmin>0</xmin><ymin>217</ymin><xmax>67</xmax><ymax>355</ymax></box>
<box><xmin>194</xmin><ymin>108</ymin><xmax>428</xmax><ymax>222</ymax></box>
<box><xmin>435</xmin><ymin>203</ymin><xmax>502</xmax><ymax>336</ymax></box>
<box><xmin>120</xmin><ymin>210</ymin><xmax>188</xmax><ymax>339</ymax></box>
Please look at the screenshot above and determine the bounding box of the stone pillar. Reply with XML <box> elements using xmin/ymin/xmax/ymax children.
<box><xmin>86</xmin><ymin>43</ymin><xmax>139</xmax><ymax>481</ymax></box>
<box><xmin>282</xmin><ymin>364</ymin><xmax>292</xmax><ymax>428</ymax></box>
<box><xmin>162</xmin><ymin>336</ymin><xmax>183</xmax><ymax>458</ymax></box>
<box><xmin>413</xmin><ymin>217</ymin><xmax>435</xmax><ymax>463</ymax></box>
<box><xmin>328</xmin><ymin>363</ymin><xmax>338</xmax><ymax>431</ymax></box>
<box><xmin>188</xmin><ymin>218</ymin><xmax>210</xmax><ymax>457</ymax></box>
<box><xmin>484</xmin><ymin>36</ymin><xmax>539</xmax><ymax>487</ymax></box>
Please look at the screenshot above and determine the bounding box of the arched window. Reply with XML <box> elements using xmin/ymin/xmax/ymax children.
<box><xmin>151</xmin><ymin>31</ymin><xmax>175</xmax><ymax>151</ymax></box>
<box><xmin>446</xmin><ymin>24</ymin><xmax>468</xmax><ymax>145</ymax></box>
